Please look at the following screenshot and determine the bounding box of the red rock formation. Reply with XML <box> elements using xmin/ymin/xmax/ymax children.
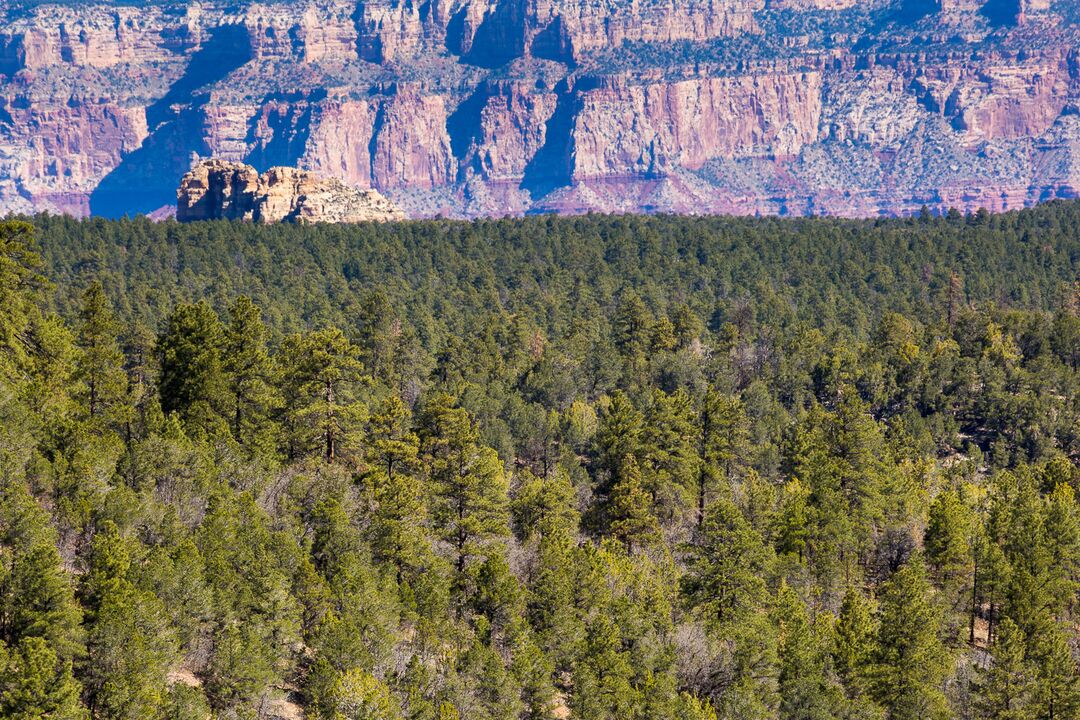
<box><xmin>370</xmin><ymin>90</ymin><xmax>456</xmax><ymax>190</ymax></box>
<box><xmin>767</xmin><ymin>0</ymin><xmax>856</xmax><ymax>9</ymax></box>
<box><xmin>355</xmin><ymin>0</ymin><xmax>428</xmax><ymax>62</ymax></box>
<box><xmin>301</xmin><ymin>99</ymin><xmax>380</xmax><ymax>186</ymax></box>
<box><xmin>913</xmin><ymin>52</ymin><xmax>1072</xmax><ymax>141</ymax></box>
<box><xmin>0</xmin><ymin>94</ymin><xmax>148</xmax><ymax>214</ymax></box>
<box><xmin>243</xmin><ymin>2</ymin><xmax>361</xmax><ymax>61</ymax></box>
<box><xmin>527</xmin><ymin>0</ymin><xmax>762</xmax><ymax>62</ymax></box>
<box><xmin>568</xmin><ymin>71</ymin><xmax>823</xmax><ymax>180</ymax></box>
<box><xmin>465</xmin><ymin>82</ymin><xmax>558</xmax><ymax>181</ymax></box>
<box><xmin>0</xmin><ymin>5</ymin><xmax>192</xmax><ymax>70</ymax></box>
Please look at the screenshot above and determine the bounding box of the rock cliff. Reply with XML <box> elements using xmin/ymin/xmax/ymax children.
<box><xmin>176</xmin><ymin>159</ymin><xmax>405</xmax><ymax>223</ymax></box>
<box><xmin>1</xmin><ymin>0</ymin><xmax>1079</xmax><ymax>218</ymax></box>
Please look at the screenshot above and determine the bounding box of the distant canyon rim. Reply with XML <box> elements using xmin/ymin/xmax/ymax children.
<box><xmin>1</xmin><ymin>0</ymin><xmax>1079</xmax><ymax>219</ymax></box>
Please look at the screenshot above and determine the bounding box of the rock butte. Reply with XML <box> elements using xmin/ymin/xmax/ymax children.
<box><xmin>0</xmin><ymin>0</ymin><xmax>1078</xmax><ymax>219</ymax></box>
<box><xmin>176</xmin><ymin>159</ymin><xmax>406</xmax><ymax>223</ymax></box>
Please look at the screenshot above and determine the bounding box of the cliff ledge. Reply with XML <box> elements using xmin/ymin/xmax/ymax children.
<box><xmin>176</xmin><ymin>160</ymin><xmax>406</xmax><ymax>224</ymax></box>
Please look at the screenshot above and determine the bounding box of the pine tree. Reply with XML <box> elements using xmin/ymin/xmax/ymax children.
<box><xmin>775</xmin><ymin>583</ymin><xmax>838</xmax><ymax>720</ymax></box>
<box><xmin>924</xmin><ymin>489</ymin><xmax>972</xmax><ymax>583</ymax></box>
<box><xmin>163</xmin><ymin>684</ymin><xmax>211</xmax><ymax>720</ymax></box>
<box><xmin>510</xmin><ymin>467</ymin><xmax>579</xmax><ymax>543</ymax></box>
<box><xmin>223</xmin><ymin>295</ymin><xmax>279</xmax><ymax>456</ymax></box>
<box><xmin>0</xmin><ymin>479</ymin><xmax>86</xmax><ymax>719</ymax></box>
<box><xmin>308</xmin><ymin>498</ymin><xmax>398</xmax><ymax>668</ymax></box>
<box><xmin>594</xmin><ymin>391</ymin><xmax>643</xmax><ymax>492</ymax></box>
<box><xmin>641</xmin><ymin>388</ymin><xmax>698</xmax><ymax>522</ymax></box>
<box><xmin>977</xmin><ymin>479</ymin><xmax>1015</xmax><ymax>644</ymax></box>
<box><xmin>0</xmin><ymin>480</ymin><xmax>83</xmax><ymax>662</ymax></box>
<box><xmin>120</xmin><ymin>319</ymin><xmax>159</xmax><ymax>446</ymax></box>
<box><xmin>832</xmin><ymin>586</ymin><xmax>876</xmax><ymax>700</ymax></box>
<box><xmin>1002</xmin><ymin>472</ymin><xmax>1052</xmax><ymax>639</ymax></box>
<box><xmin>198</xmin><ymin>493</ymin><xmax>301</xmax><ymax>711</ymax></box>
<box><xmin>696</xmin><ymin>389</ymin><xmax>750</xmax><ymax>527</ymax></box>
<box><xmin>829</xmin><ymin>392</ymin><xmax>886</xmax><ymax>536</ymax></box>
<box><xmin>973</xmin><ymin>617</ymin><xmax>1034</xmax><ymax>720</ymax></box>
<box><xmin>947</xmin><ymin>272</ymin><xmax>964</xmax><ymax>326</ymax></box>
<box><xmin>510</xmin><ymin>633</ymin><xmax>557</xmax><ymax>720</ymax></box>
<box><xmin>1027</xmin><ymin>617</ymin><xmax>1080</xmax><ymax>720</ymax></box>
<box><xmin>329</xmin><ymin>668</ymin><xmax>403</xmax><ymax>720</ymax></box>
<box><xmin>354</xmin><ymin>289</ymin><xmax>396</xmax><ymax>382</ymax></box>
<box><xmin>681</xmin><ymin>497</ymin><xmax>770</xmax><ymax>630</ymax></box>
<box><xmin>419</xmin><ymin>395</ymin><xmax>510</xmax><ymax>596</ymax></box>
<box><xmin>22</xmin><ymin>313</ymin><xmax>77</xmax><ymax>421</ymax></box>
<box><xmin>740</xmin><ymin>469</ymin><xmax>776</xmax><ymax>539</ymax></box>
<box><xmin>364</xmin><ymin>400</ymin><xmax>428</xmax><ymax>584</ymax></box>
<box><xmin>571</xmin><ymin>614</ymin><xmax>638</xmax><ymax>720</ymax></box>
<box><xmin>608</xmin><ymin>454</ymin><xmax>661</xmax><ymax>552</ymax></box>
<box><xmin>924</xmin><ymin>488</ymin><xmax>974</xmax><ymax>637</ymax></box>
<box><xmin>0</xmin><ymin>636</ymin><xmax>87</xmax><ymax>720</ymax></box>
<box><xmin>527</xmin><ymin>528</ymin><xmax>581</xmax><ymax>668</ymax></box>
<box><xmin>714</xmin><ymin>611</ymin><xmax>781</xmax><ymax>720</ymax></box>
<box><xmin>786</xmin><ymin>405</ymin><xmax>853</xmax><ymax>590</ymax></box>
<box><xmin>870</xmin><ymin>556</ymin><xmax>950</xmax><ymax>720</ymax></box>
<box><xmin>80</xmin><ymin>522</ymin><xmax>176</xmax><ymax>720</ymax></box>
<box><xmin>73</xmin><ymin>281</ymin><xmax>127</xmax><ymax>424</ymax></box>
<box><xmin>671</xmin><ymin>302</ymin><xmax>705</xmax><ymax>349</ymax></box>
<box><xmin>280</xmin><ymin>328</ymin><xmax>366</xmax><ymax>462</ymax></box>
<box><xmin>369</xmin><ymin>465</ymin><xmax>430</xmax><ymax>587</ymax></box>
<box><xmin>0</xmin><ymin>220</ymin><xmax>44</xmax><ymax>379</ymax></box>
<box><xmin>1041</xmin><ymin>483</ymin><xmax>1079</xmax><ymax>619</ymax></box>
<box><xmin>612</xmin><ymin>289</ymin><xmax>652</xmax><ymax>357</ymax></box>
<box><xmin>157</xmin><ymin>301</ymin><xmax>228</xmax><ymax>435</ymax></box>
<box><xmin>141</xmin><ymin>537</ymin><xmax>211</xmax><ymax>651</ymax></box>
<box><xmin>366</xmin><ymin>395</ymin><xmax>420</xmax><ymax>482</ymax></box>
<box><xmin>437</xmin><ymin>701</ymin><xmax>460</xmax><ymax>720</ymax></box>
<box><xmin>774</xmin><ymin>479</ymin><xmax>810</xmax><ymax>562</ymax></box>
<box><xmin>453</xmin><ymin>634</ymin><xmax>524</xmax><ymax>720</ymax></box>
<box><xmin>205</xmin><ymin>621</ymin><xmax>277</xmax><ymax>711</ymax></box>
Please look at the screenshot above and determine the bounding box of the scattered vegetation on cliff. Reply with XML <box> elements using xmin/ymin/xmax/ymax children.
<box><xmin>1</xmin><ymin>203</ymin><xmax>1079</xmax><ymax>720</ymax></box>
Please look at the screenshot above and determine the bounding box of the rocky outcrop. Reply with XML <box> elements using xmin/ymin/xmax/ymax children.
<box><xmin>0</xmin><ymin>0</ymin><xmax>1077</xmax><ymax>219</ymax></box>
<box><xmin>176</xmin><ymin>159</ymin><xmax>405</xmax><ymax>223</ymax></box>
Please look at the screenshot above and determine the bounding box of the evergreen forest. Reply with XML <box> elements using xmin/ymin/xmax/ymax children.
<box><xmin>1</xmin><ymin>203</ymin><xmax>1079</xmax><ymax>720</ymax></box>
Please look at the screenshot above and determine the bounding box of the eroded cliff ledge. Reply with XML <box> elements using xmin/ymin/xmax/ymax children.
<box><xmin>1</xmin><ymin>0</ymin><xmax>1079</xmax><ymax>218</ymax></box>
<box><xmin>176</xmin><ymin>159</ymin><xmax>405</xmax><ymax>223</ymax></box>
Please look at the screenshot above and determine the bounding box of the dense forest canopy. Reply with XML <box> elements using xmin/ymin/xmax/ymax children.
<box><xmin>0</xmin><ymin>203</ymin><xmax>1078</xmax><ymax>720</ymax></box>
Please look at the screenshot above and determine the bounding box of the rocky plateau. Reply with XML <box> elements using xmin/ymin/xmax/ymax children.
<box><xmin>1</xmin><ymin>0</ymin><xmax>1079</xmax><ymax>218</ymax></box>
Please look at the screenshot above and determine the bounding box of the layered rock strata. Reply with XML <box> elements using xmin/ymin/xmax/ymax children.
<box><xmin>0</xmin><ymin>0</ymin><xmax>1078</xmax><ymax>218</ymax></box>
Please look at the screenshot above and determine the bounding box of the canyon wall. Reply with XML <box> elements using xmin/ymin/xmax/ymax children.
<box><xmin>1</xmin><ymin>0</ymin><xmax>1078</xmax><ymax>219</ymax></box>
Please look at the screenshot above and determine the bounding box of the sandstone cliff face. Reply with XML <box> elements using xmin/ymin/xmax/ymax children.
<box><xmin>459</xmin><ymin>80</ymin><xmax>559</xmax><ymax>181</ymax></box>
<box><xmin>526</xmin><ymin>0</ymin><xmax>763</xmax><ymax>62</ymax></box>
<box><xmin>244</xmin><ymin>1</ymin><xmax>362</xmax><ymax>62</ymax></box>
<box><xmin>912</xmin><ymin>52</ymin><xmax>1073</xmax><ymax>141</ymax></box>
<box><xmin>0</xmin><ymin>5</ymin><xmax>191</xmax><ymax>70</ymax></box>
<box><xmin>370</xmin><ymin>91</ymin><xmax>457</xmax><ymax>189</ymax></box>
<box><xmin>766</xmin><ymin>0</ymin><xmax>857</xmax><ymax>9</ymax></box>
<box><xmin>0</xmin><ymin>97</ymin><xmax>148</xmax><ymax>216</ymax></box>
<box><xmin>176</xmin><ymin>159</ymin><xmax>405</xmax><ymax>223</ymax></box>
<box><xmin>0</xmin><ymin>0</ymin><xmax>1077</xmax><ymax>219</ymax></box>
<box><xmin>567</xmin><ymin>71</ymin><xmax>823</xmax><ymax>180</ymax></box>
